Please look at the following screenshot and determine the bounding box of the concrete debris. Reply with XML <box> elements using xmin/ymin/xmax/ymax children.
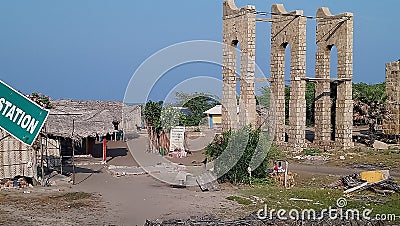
<box><xmin>196</xmin><ymin>172</ymin><xmax>219</xmax><ymax>192</ymax></box>
<box><xmin>293</xmin><ymin>155</ymin><xmax>330</xmax><ymax>161</ymax></box>
<box><xmin>373</xmin><ymin>140</ymin><xmax>389</xmax><ymax>150</ymax></box>
<box><xmin>326</xmin><ymin>173</ymin><xmax>400</xmax><ymax>194</ymax></box>
<box><xmin>44</xmin><ymin>171</ymin><xmax>71</xmax><ymax>186</ymax></box>
<box><xmin>108</xmin><ymin>165</ymin><xmax>149</xmax><ymax>177</ymax></box>
<box><xmin>145</xmin><ymin>212</ymin><xmax>384</xmax><ymax>226</ymax></box>
<box><xmin>289</xmin><ymin>198</ymin><xmax>313</xmax><ymax>202</ymax></box>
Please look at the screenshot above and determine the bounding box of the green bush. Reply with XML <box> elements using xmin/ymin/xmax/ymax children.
<box><xmin>205</xmin><ymin>126</ymin><xmax>280</xmax><ymax>184</ymax></box>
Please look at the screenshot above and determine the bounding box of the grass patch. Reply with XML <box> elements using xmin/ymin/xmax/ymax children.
<box><xmin>235</xmin><ymin>184</ymin><xmax>400</xmax><ymax>222</ymax></box>
<box><xmin>240</xmin><ymin>186</ymin><xmax>343</xmax><ymax>212</ymax></box>
<box><xmin>324</xmin><ymin>147</ymin><xmax>400</xmax><ymax>169</ymax></box>
<box><xmin>302</xmin><ymin>148</ymin><xmax>322</xmax><ymax>156</ymax></box>
<box><xmin>61</xmin><ymin>192</ymin><xmax>92</xmax><ymax>201</ymax></box>
<box><xmin>226</xmin><ymin>196</ymin><xmax>253</xmax><ymax>205</ymax></box>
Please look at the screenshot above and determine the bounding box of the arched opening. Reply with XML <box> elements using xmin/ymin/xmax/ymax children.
<box><xmin>329</xmin><ymin>45</ymin><xmax>338</xmax><ymax>79</ymax></box>
<box><xmin>230</xmin><ymin>40</ymin><xmax>241</xmax><ymax>104</ymax></box>
<box><xmin>283</xmin><ymin>42</ymin><xmax>291</xmax><ymax>141</ymax></box>
<box><xmin>329</xmin><ymin>45</ymin><xmax>338</xmax><ymax>141</ymax></box>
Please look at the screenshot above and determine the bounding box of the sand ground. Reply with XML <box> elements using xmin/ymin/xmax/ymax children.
<box><xmin>1</xmin><ymin>130</ymin><xmax>398</xmax><ymax>226</ymax></box>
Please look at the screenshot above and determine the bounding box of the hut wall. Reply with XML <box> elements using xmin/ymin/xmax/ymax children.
<box><xmin>43</xmin><ymin>137</ymin><xmax>61</xmax><ymax>169</ymax></box>
<box><xmin>0</xmin><ymin>129</ymin><xmax>36</xmax><ymax>179</ymax></box>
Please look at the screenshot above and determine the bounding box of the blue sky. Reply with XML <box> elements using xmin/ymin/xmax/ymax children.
<box><xmin>0</xmin><ymin>1</ymin><xmax>398</xmax><ymax>102</ymax></box>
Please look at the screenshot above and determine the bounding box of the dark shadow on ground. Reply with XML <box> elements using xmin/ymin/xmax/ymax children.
<box><xmin>62</xmin><ymin>166</ymin><xmax>102</xmax><ymax>174</ymax></box>
<box><xmin>91</xmin><ymin>143</ymin><xmax>128</xmax><ymax>158</ymax></box>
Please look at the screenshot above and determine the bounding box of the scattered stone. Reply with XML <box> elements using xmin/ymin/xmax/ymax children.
<box><xmin>373</xmin><ymin>140</ymin><xmax>389</xmax><ymax>150</ymax></box>
<box><xmin>196</xmin><ymin>172</ymin><xmax>219</xmax><ymax>192</ymax></box>
<box><xmin>326</xmin><ymin>173</ymin><xmax>400</xmax><ymax>194</ymax></box>
<box><xmin>145</xmin><ymin>212</ymin><xmax>385</xmax><ymax>226</ymax></box>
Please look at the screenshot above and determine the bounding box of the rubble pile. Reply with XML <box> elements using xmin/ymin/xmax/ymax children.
<box><xmin>0</xmin><ymin>177</ymin><xmax>32</xmax><ymax>189</ymax></box>
<box><xmin>145</xmin><ymin>212</ymin><xmax>383</xmax><ymax>226</ymax></box>
<box><xmin>327</xmin><ymin>173</ymin><xmax>400</xmax><ymax>194</ymax></box>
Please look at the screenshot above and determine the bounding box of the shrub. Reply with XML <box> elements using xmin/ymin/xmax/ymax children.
<box><xmin>205</xmin><ymin>126</ymin><xmax>280</xmax><ymax>184</ymax></box>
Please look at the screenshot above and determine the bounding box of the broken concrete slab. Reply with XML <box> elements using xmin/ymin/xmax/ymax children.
<box><xmin>373</xmin><ymin>140</ymin><xmax>389</xmax><ymax>150</ymax></box>
<box><xmin>196</xmin><ymin>171</ymin><xmax>219</xmax><ymax>192</ymax></box>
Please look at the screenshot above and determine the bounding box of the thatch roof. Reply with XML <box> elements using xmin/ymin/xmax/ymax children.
<box><xmin>44</xmin><ymin>100</ymin><xmax>141</xmax><ymax>139</ymax></box>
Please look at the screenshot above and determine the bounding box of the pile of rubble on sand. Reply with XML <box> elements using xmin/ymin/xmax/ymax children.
<box><xmin>0</xmin><ymin>176</ymin><xmax>32</xmax><ymax>189</ymax></box>
<box><xmin>145</xmin><ymin>213</ymin><xmax>386</xmax><ymax>226</ymax></box>
<box><xmin>326</xmin><ymin>171</ymin><xmax>400</xmax><ymax>194</ymax></box>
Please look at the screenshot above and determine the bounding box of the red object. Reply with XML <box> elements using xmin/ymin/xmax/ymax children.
<box><xmin>102</xmin><ymin>137</ymin><xmax>107</xmax><ymax>162</ymax></box>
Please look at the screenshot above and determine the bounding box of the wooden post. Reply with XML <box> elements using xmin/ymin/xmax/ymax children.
<box><xmin>59</xmin><ymin>137</ymin><xmax>63</xmax><ymax>175</ymax></box>
<box><xmin>72</xmin><ymin>119</ymin><xmax>75</xmax><ymax>185</ymax></box>
<box><xmin>85</xmin><ymin>137</ymin><xmax>89</xmax><ymax>155</ymax></box>
<box><xmin>40</xmin><ymin>134</ymin><xmax>44</xmax><ymax>186</ymax></box>
<box><xmin>284</xmin><ymin>161</ymin><xmax>288</xmax><ymax>188</ymax></box>
<box><xmin>102</xmin><ymin>137</ymin><xmax>107</xmax><ymax>163</ymax></box>
<box><xmin>72</xmin><ymin>139</ymin><xmax>75</xmax><ymax>185</ymax></box>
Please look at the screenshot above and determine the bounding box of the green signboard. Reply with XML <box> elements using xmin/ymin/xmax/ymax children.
<box><xmin>0</xmin><ymin>80</ymin><xmax>49</xmax><ymax>146</ymax></box>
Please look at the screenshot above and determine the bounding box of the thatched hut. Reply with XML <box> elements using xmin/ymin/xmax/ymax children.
<box><xmin>45</xmin><ymin>100</ymin><xmax>141</xmax><ymax>139</ymax></box>
<box><xmin>0</xmin><ymin>99</ymin><xmax>141</xmax><ymax>181</ymax></box>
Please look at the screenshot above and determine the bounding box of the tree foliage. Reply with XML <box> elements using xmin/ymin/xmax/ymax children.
<box><xmin>353</xmin><ymin>82</ymin><xmax>388</xmax><ymax>128</ymax></box>
<box><xmin>205</xmin><ymin>126</ymin><xmax>280</xmax><ymax>184</ymax></box>
<box><xmin>27</xmin><ymin>92</ymin><xmax>54</xmax><ymax>109</ymax></box>
<box><xmin>175</xmin><ymin>92</ymin><xmax>220</xmax><ymax>126</ymax></box>
<box><xmin>353</xmin><ymin>82</ymin><xmax>386</xmax><ymax>106</ymax></box>
<box><xmin>281</xmin><ymin>82</ymin><xmax>315</xmax><ymax>126</ymax></box>
<box><xmin>256</xmin><ymin>87</ymin><xmax>271</xmax><ymax>108</ymax></box>
<box><xmin>143</xmin><ymin>100</ymin><xmax>171</xmax><ymax>152</ymax></box>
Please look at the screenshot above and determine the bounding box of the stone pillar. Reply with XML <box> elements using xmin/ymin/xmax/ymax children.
<box><xmin>238</xmin><ymin>11</ymin><xmax>256</xmax><ymax>128</ymax></box>
<box><xmin>222</xmin><ymin>0</ymin><xmax>256</xmax><ymax>131</ymax></box>
<box><xmin>314</xmin><ymin>46</ymin><xmax>332</xmax><ymax>147</ymax></box>
<box><xmin>222</xmin><ymin>39</ymin><xmax>238</xmax><ymax>131</ymax></box>
<box><xmin>315</xmin><ymin>7</ymin><xmax>354</xmax><ymax>149</ymax></box>
<box><xmin>270</xmin><ymin>46</ymin><xmax>286</xmax><ymax>144</ymax></box>
<box><xmin>270</xmin><ymin>4</ymin><xmax>306</xmax><ymax>150</ymax></box>
<box><xmin>383</xmin><ymin>61</ymin><xmax>400</xmax><ymax>136</ymax></box>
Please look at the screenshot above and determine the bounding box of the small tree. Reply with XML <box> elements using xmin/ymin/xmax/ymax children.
<box><xmin>27</xmin><ymin>92</ymin><xmax>54</xmax><ymax>109</ymax></box>
<box><xmin>143</xmin><ymin>101</ymin><xmax>183</xmax><ymax>153</ymax></box>
<box><xmin>206</xmin><ymin>126</ymin><xmax>278</xmax><ymax>184</ymax></box>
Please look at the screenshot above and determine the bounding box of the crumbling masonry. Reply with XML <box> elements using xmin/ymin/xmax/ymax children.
<box><xmin>222</xmin><ymin>0</ymin><xmax>354</xmax><ymax>150</ymax></box>
<box><xmin>383</xmin><ymin>61</ymin><xmax>400</xmax><ymax>136</ymax></box>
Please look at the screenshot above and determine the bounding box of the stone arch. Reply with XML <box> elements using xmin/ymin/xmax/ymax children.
<box><xmin>270</xmin><ymin>4</ymin><xmax>307</xmax><ymax>150</ymax></box>
<box><xmin>222</xmin><ymin>0</ymin><xmax>257</xmax><ymax>130</ymax></box>
<box><xmin>315</xmin><ymin>7</ymin><xmax>353</xmax><ymax>149</ymax></box>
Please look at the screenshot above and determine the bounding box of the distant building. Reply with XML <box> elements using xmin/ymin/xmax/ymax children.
<box><xmin>204</xmin><ymin>105</ymin><xmax>222</xmax><ymax>129</ymax></box>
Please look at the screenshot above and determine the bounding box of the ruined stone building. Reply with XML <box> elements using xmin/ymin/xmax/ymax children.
<box><xmin>221</xmin><ymin>0</ymin><xmax>354</xmax><ymax>150</ymax></box>
<box><xmin>383</xmin><ymin>61</ymin><xmax>400</xmax><ymax>137</ymax></box>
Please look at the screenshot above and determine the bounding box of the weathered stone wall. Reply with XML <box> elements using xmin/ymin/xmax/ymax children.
<box><xmin>383</xmin><ymin>61</ymin><xmax>400</xmax><ymax>136</ymax></box>
<box><xmin>222</xmin><ymin>0</ymin><xmax>257</xmax><ymax>131</ymax></box>
<box><xmin>221</xmin><ymin>1</ymin><xmax>354</xmax><ymax>151</ymax></box>
<box><xmin>315</xmin><ymin>8</ymin><xmax>354</xmax><ymax>149</ymax></box>
<box><xmin>270</xmin><ymin>4</ymin><xmax>307</xmax><ymax>150</ymax></box>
